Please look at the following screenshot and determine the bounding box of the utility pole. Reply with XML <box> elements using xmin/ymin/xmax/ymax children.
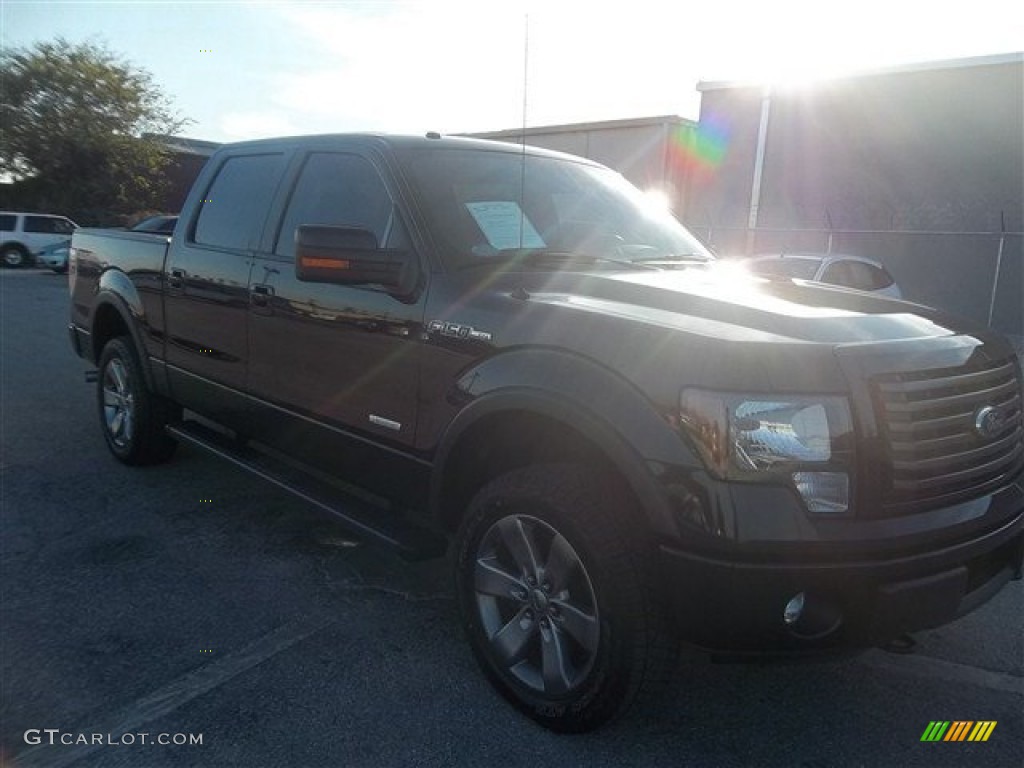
<box><xmin>746</xmin><ymin>86</ymin><xmax>772</xmax><ymax>254</ymax></box>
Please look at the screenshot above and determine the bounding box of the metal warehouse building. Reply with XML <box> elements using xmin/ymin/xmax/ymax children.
<box><xmin>471</xmin><ymin>53</ymin><xmax>1023</xmax><ymax>340</ymax></box>
<box><xmin>470</xmin><ymin>114</ymin><xmax>698</xmax><ymax>212</ymax></box>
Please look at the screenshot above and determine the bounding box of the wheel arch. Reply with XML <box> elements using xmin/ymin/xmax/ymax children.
<box><xmin>431</xmin><ymin>388</ymin><xmax>689</xmax><ymax>540</ymax></box>
<box><xmin>90</xmin><ymin>276</ymin><xmax>154</xmax><ymax>390</ymax></box>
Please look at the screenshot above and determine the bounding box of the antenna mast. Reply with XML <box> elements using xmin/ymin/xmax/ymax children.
<box><xmin>518</xmin><ymin>14</ymin><xmax>529</xmax><ymax>249</ymax></box>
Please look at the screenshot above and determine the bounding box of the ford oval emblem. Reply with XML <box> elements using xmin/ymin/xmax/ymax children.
<box><xmin>974</xmin><ymin>406</ymin><xmax>1006</xmax><ymax>439</ymax></box>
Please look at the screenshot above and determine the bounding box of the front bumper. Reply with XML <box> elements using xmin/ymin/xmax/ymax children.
<box><xmin>660</xmin><ymin>507</ymin><xmax>1023</xmax><ymax>654</ymax></box>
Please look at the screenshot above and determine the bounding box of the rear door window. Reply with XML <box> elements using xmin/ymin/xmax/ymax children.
<box><xmin>193</xmin><ymin>154</ymin><xmax>285</xmax><ymax>251</ymax></box>
<box><xmin>821</xmin><ymin>260</ymin><xmax>890</xmax><ymax>291</ymax></box>
<box><xmin>863</xmin><ymin>263</ymin><xmax>895</xmax><ymax>289</ymax></box>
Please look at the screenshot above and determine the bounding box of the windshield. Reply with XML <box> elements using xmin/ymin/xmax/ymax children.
<box><xmin>400</xmin><ymin>147</ymin><xmax>713</xmax><ymax>270</ymax></box>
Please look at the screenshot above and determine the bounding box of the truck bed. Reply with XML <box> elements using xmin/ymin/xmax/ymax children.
<box><xmin>69</xmin><ymin>228</ymin><xmax>172</xmax><ymax>363</ymax></box>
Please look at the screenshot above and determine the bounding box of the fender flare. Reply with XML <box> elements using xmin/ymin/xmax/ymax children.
<box><xmin>92</xmin><ymin>271</ymin><xmax>155</xmax><ymax>390</ymax></box>
<box><xmin>429</xmin><ymin>347</ymin><xmax>700</xmax><ymax>537</ymax></box>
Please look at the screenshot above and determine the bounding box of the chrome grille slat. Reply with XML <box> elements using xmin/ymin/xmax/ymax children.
<box><xmin>891</xmin><ymin>427</ymin><xmax>1021</xmax><ymax>472</ymax></box>
<box><xmin>892</xmin><ymin>441</ymin><xmax>1023</xmax><ymax>491</ymax></box>
<box><xmin>882</xmin><ymin>379</ymin><xmax>1017</xmax><ymax>413</ymax></box>
<box><xmin>890</xmin><ymin>430</ymin><xmax>983</xmax><ymax>456</ymax></box>
<box><xmin>886</xmin><ymin>398</ymin><xmax>1021</xmax><ymax>435</ymax></box>
<box><xmin>873</xmin><ymin>357</ymin><xmax>1024</xmax><ymax>515</ymax></box>
<box><xmin>886</xmin><ymin>410</ymin><xmax>976</xmax><ymax>435</ymax></box>
<box><xmin>876</xmin><ymin>362</ymin><xmax>1016</xmax><ymax>394</ymax></box>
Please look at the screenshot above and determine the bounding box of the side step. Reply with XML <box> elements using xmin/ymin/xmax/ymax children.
<box><xmin>166</xmin><ymin>420</ymin><xmax>447</xmax><ymax>561</ymax></box>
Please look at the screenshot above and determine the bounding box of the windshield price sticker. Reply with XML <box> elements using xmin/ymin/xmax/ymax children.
<box><xmin>465</xmin><ymin>201</ymin><xmax>545</xmax><ymax>251</ymax></box>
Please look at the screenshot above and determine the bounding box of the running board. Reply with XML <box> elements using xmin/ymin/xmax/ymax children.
<box><xmin>166</xmin><ymin>421</ymin><xmax>447</xmax><ymax>561</ymax></box>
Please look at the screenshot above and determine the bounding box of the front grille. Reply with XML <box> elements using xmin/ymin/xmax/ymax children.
<box><xmin>873</xmin><ymin>358</ymin><xmax>1024</xmax><ymax>514</ymax></box>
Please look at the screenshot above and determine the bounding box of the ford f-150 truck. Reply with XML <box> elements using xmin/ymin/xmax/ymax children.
<box><xmin>69</xmin><ymin>134</ymin><xmax>1023</xmax><ymax>732</ymax></box>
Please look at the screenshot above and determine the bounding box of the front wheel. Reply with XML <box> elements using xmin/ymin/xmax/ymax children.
<box><xmin>97</xmin><ymin>337</ymin><xmax>179</xmax><ymax>465</ymax></box>
<box><xmin>455</xmin><ymin>464</ymin><xmax>675</xmax><ymax>732</ymax></box>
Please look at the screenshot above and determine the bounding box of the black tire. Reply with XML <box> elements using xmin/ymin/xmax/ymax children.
<box><xmin>455</xmin><ymin>463</ymin><xmax>676</xmax><ymax>732</ymax></box>
<box><xmin>1</xmin><ymin>244</ymin><xmax>29</xmax><ymax>268</ymax></box>
<box><xmin>97</xmin><ymin>336</ymin><xmax>179</xmax><ymax>465</ymax></box>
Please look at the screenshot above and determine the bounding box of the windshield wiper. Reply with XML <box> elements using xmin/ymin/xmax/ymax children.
<box><xmin>629</xmin><ymin>252</ymin><xmax>714</xmax><ymax>264</ymax></box>
<box><xmin>514</xmin><ymin>249</ymin><xmax>662</xmax><ymax>271</ymax></box>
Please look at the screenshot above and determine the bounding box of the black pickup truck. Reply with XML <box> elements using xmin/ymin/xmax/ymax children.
<box><xmin>69</xmin><ymin>134</ymin><xmax>1023</xmax><ymax>732</ymax></box>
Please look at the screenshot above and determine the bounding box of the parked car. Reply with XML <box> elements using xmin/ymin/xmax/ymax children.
<box><xmin>129</xmin><ymin>214</ymin><xmax>178</xmax><ymax>235</ymax></box>
<box><xmin>742</xmin><ymin>253</ymin><xmax>902</xmax><ymax>298</ymax></box>
<box><xmin>0</xmin><ymin>211</ymin><xmax>78</xmax><ymax>268</ymax></box>
<box><xmin>34</xmin><ymin>238</ymin><xmax>71</xmax><ymax>272</ymax></box>
<box><xmin>69</xmin><ymin>134</ymin><xmax>1022</xmax><ymax>732</ymax></box>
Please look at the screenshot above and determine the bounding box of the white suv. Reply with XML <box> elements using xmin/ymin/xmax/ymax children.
<box><xmin>0</xmin><ymin>211</ymin><xmax>78</xmax><ymax>268</ymax></box>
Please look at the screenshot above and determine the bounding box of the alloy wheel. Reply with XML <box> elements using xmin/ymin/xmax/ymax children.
<box><xmin>472</xmin><ymin>514</ymin><xmax>600</xmax><ymax>696</ymax></box>
<box><xmin>102</xmin><ymin>358</ymin><xmax>135</xmax><ymax>449</ymax></box>
<box><xmin>2</xmin><ymin>249</ymin><xmax>25</xmax><ymax>267</ymax></box>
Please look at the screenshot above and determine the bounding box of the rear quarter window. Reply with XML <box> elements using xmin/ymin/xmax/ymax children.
<box><xmin>24</xmin><ymin>216</ymin><xmax>63</xmax><ymax>234</ymax></box>
<box><xmin>0</xmin><ymin>215</ymin><xmax>17</xmax><ymax>232</ymax></box>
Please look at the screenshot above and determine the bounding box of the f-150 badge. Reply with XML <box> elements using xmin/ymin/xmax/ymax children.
<box><xmin>427</xmin><ymin>320</ymin><xmax>492</xmax><ymax>342</ymax></box>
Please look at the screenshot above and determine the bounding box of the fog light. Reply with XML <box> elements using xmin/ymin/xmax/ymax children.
<box><xmin>783</xmin><ymin>592</ymin><xmax>844</xmax><ymax>640</ymax></box>
<box><xmin>793</xmin><ymin>471</ymin><xmax>848</xmax><ymax>513</ymax></box>
<box><xmin>783</xmin><ymin>592</ymin><xmax>805</xmax><ymax>625</ymax></box>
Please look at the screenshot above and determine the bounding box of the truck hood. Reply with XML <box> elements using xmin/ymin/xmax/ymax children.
<box><xmin>515</xmin><ymin>264</ymin><xmax>969</xmax><ymax>345</ymax></box>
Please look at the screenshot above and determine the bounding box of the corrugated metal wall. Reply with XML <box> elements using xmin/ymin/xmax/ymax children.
<box><xmin>685</xmin><ymin>57</ymin><xmax>1023</xmax><ymax>338</ymax></box>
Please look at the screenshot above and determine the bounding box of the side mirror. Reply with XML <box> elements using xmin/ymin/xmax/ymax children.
<box><xmin>295</xmin><ymin>225</ymin><xmax>416</xmax><ymax>296</ymax></box>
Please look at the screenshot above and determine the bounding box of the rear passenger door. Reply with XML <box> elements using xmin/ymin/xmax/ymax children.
<box><xmin>22</xmin><ymin>215</ymin><xmax>75</xmax><ymax>252</ymax></box>
<box><xmin>163</xmin><ymin>151</ymin><xmax>287</xmax><ymax>425</ymax></box>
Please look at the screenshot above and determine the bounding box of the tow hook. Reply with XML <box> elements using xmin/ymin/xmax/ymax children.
<box><xmin>84</xmin><ymin>369</ymin><xmax>98</xmax><ymax>383</ymax></box>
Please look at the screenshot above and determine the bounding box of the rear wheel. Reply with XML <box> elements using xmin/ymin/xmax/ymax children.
<box><xmin>455</xmin><ymin>463</ymin><xmax>675</xmax><ymax>732</ymax></box>
<box><xmin>97</xmin><ymin>337</ymin><xmax>179</xmax><ymax>465</ymax></box>
<box><xmin>1</xmin><ymin>245</ymin><xmax>29</xmax><ymax>268</ymax></box>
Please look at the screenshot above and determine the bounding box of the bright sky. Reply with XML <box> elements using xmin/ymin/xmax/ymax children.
<box><xmin>2</xmin><ymin>0</ymin><xmax>1021</xmax><ymax>143</ymax></box>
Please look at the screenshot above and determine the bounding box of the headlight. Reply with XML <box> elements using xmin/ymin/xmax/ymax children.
<box><xmin>680</xmin><ymin>390</ymin><xmax>854</xmax><ymax>513</ymax></box>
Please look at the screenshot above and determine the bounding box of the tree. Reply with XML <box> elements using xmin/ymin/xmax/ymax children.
<box><xmin>0</xmin><ymin>38</ymin><xmax>189</xmax><ymax>224</ymax></box>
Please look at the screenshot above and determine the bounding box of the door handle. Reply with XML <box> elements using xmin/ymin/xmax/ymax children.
<box><xmin>168</xmin><ymin>268</ymin><xmax>186</xmax><ymax>289</ymax></box>
<box><xmin>250</xmin><ymin>283</ymin><xmax>274</xmax><ymax>307</ymax></box>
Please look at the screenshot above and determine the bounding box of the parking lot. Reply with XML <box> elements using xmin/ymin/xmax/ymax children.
<box><xmin>2</xmin><ymin>268</ymin><xmax>1021</xmax><ymax>767</ymax></box>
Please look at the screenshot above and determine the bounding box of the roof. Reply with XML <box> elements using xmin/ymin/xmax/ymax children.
<box><xmin>148</xmin><ymin>134</ymin><xmax>222</xmax><ymax>156</ymax></box>
<box><xmin>746</xmin><ymin>252</ymin><xmax>886</xmax><ymax>266</ymax></box>
<box><xmin>203</xmin><ymin>132</ymin><xmax>606</xmax><ymax>164</ymax></box>
<box><xmin>697</xmin><ymin>51</ymin><xmax>1023</xmax><ymax>92</ymax></box>
<box><xmin>0</xmin><ymin>210</ymin><xmax>75</xmax><ymax>218</ymax></box>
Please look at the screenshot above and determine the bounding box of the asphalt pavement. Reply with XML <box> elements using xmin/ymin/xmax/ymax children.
<box><xmin>2</xmin><ymin>268</ymin><xmax>1021</xmax><ymax>767</ymax></box>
